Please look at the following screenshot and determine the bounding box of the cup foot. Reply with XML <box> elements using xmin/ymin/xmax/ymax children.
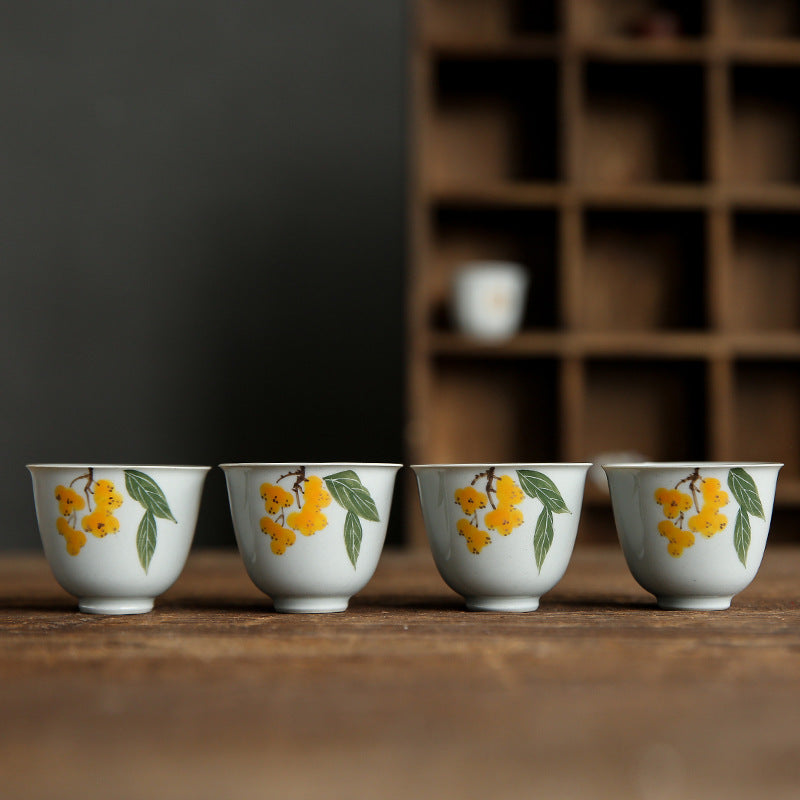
<box><xmin>273</xmin><ymin>596</ymin><xmax>349</xmax><ymax>614</ymax></box>
<box><xmin>657</xmin><ymin>595</ymin><xmax>733</xmax><ymax>611</ymax></box>
<box><xmin>78</xmin><ymin>597</ymin><xmax>155</xmax><ymax>615</ymax></box>
<box><xmin>464</xmin><ymin>595</ymin><xmax>540</xmax><ymax>612</ymax></box>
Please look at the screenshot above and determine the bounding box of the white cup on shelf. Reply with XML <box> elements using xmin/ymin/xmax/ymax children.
<box><xmin>451</xmin><ymin>261</ymin><xmax>529</xmax><ymax>342</ymax></box>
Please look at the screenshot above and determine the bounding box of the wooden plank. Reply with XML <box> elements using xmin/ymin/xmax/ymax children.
<box><xmin>577</xmin><ymin>38</ymin><xmax>709</xmax><ymax>62</ymax></box>
<box><xmin>430</xmin><ymin>331</ymin><xmax>800</xmax><ymax>359</ymax></box>
<box><xmin>432</xmin><ymin>183</ymin><xmax>711</xmax><ymax>209</ymax></box>
<box><xmin>0</xmin><ymin>549</ymin><xmax>799</xmax><ymax>800</ymax></box>
<box><xmin>426</xmin><ymin>38</ymin><xmax>561</xmax><ymax>59</ymax></box>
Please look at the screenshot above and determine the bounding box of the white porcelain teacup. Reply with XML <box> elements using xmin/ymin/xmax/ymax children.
<box><xmin>451</xmin><ymin>261</ymin><xmax>529</xmax><ymax>342</ymax></box>
<box><xmin>221</xmin><ymin>463</ymin><xmax>401</xmax><ymax>613</ymax></box>
<box><xmin>413</xmin><ymin>463</ymin><xmax>590</xmax><ymax>611</ymax></box>
<box><xmin>603</xmin><ymin>462</ymin><xmax>782</xmax><ymax>610</ymax></box>
<box><xmin>28</xmin><ymin>464</ymin><xmax>210</xmax><ymax>614</ymax></box>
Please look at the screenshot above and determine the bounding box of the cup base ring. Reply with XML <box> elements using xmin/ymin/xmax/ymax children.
<box><xmin>78</xmin><ymin>597</ymin><xmax>155</xmax><ymax>615</ymax></box>
<box><xmin>273</xmin><ymin>596</ymin><xmax>349</xmax><ymax>614</ymax></box>
<box><xmin>464</xmin><ymin>595</ymin><xmax>540</xmax><ymax>612</ymax></box>
<box><xmin>656</xmin><ymin>595</ymin><xmax>733</xmax><ymax>611</ymax></box>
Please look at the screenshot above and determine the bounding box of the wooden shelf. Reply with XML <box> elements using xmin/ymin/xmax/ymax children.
<box><xmin>427</xmin><ymin>37</ymin><xmax>561</xmax><ymax>59</ymax></box>
<box><xmin>427</xmin><ymin>39</ymin><xmax>800</xmax><ymax>66</ymax></box>
<box><xmin>432</xmin><ymin>183</ymin><xmax>800</xmax><ymax>211</ymax></box>
<box><xmin>727</xmin><ymin>39</ymin><xmax>800</xmax><ymax>64</ymax></box>
<box><xmin>430</xmin><ymin>183</ymin><xmax>711</xmax><ymax>209</ymax></box>
<box><xmin>408</xmin><ymin>0</ymin><xmax>800</xmax><ymax>545</ymax></box>
<box><xmin>576</xmin><ymin>37</ymin><xmax>708</xmax><ymax>62</ymax></box>
<box><xmin>431</xmin><ymin>332</ymin><xmax>800</xmax><ymax>359</ymax></box>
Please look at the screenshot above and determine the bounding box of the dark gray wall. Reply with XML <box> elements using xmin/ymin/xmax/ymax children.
<box><xmin>1</xmin><ymin>2</ymin><xmax>407</xmax><ymax>548</ymax></box>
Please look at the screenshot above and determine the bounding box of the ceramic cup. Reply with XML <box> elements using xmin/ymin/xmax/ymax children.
<box><xmin>451</xmin><ymin>261</ymin><xmax>529</xmax><ymax>342</ymax></box>
<box><xmin>28</xmin><ymin>464</ymin><xmax>210</xmax><ymax>614</ymax></box>
<box><xmin>603</xmin><ymin>462</ymin><xmax>782</xmax><ymax>610</ymax></box>
<box><xmin>413</xmin><ymin>463</ymin><xmax>590</xmax><ymax>611</ymax></box>
<box><xmin>221</xmin><ymin>463</ymin><xmax>401</xmax><ymax>613</ymax></box>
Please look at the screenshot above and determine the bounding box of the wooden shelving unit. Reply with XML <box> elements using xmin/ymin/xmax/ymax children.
<box><xmin>407</xmin><ymin>0</ymin><xmax>800</xmax><ymax>544</ymax></box>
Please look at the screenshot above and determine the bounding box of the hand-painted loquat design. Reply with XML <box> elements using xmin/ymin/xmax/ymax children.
<box><xmin>258</xmin><ymin>468</ymin><xmax>380</xmax><ymax>568</ymax></box>
<box><xmin>453</xmin><ymin>468</ymin><xmax>572</xmax><ymax>572</ymax></box>
<box><xmin>654</xmin><ymin>468</ymin><xmax>764</xmax><ymax>566</ymax></box>
<box><xmin>53</xmin><ymin>468</ymin><xmax>176</xmax><ymax>572</ymax></box>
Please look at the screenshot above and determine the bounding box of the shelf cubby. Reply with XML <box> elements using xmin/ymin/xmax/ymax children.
<box><xmin>582</xmin><ymin>359</ymin><xmax>708</xmax><ymax>463</ymax></box>
<box><xmin>730</xmin><ymin>66</ymin><xmax>800</xmax><ymax>184</ymax></box>
<box><xmin>430</xmin><ymin>206</ymin><xmax>559</xmax><ymax>330</ymax></box>
<box><xmin>582</xmin><ymin>210</ymin><xmax>706</xmax><ymax>331</ymax></box>
<box><xmin>421</xmin><ymin>0</ymin><xmax>559</xmax><ymax>44</ymax></box>
<box><xmin>430</xmin><ymin>57</ymin><xmax>559</xmax><ymax>187</ymax></box>
<box><xmin>427</xmin><ymin>358</ymin><xmax>560</xmax><ymax>464</ymax></box>
<box><xmin>571</xmin><ymin>0</ymin><xmax>706</xmax><ymax>40</ymax></box>
<box><xmin>731</xmin><ymin>212</ymin><xmax>800</xmax><ymax>331</ymax></box>
<box><xmin>580</xmin><ymin>62</ymin><xmax>705</xmax><ymax>185</ymax></box>
<box><xmin>721</xmin><ymin>0</ymin><xmax>800</xmax><ymax>40</ymax></box>
<box><xmin>733</xmin><ymin>360</ymin><xmax>800</xmax><ymax>479</ymax></box>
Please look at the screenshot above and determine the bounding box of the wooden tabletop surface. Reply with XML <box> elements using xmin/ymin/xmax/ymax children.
<box><xmin>1</xmin><ymin>545</ymin><xmax>799</xmax><ymax>800</ymax></box>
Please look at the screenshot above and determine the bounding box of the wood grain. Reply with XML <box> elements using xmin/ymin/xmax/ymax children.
<box><xmin>1</xmin><ymin>547</ymin><xmax>799</xmax><ymax>799</ymax></box>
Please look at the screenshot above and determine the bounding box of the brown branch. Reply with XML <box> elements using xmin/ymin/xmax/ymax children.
<box><xmin>277</xmin><ymin>467</ymin><xmax>306</xmax><ymax>508</ymax></box>
<box><xmin>69</xmin><ymin>470</ymin><xmax>91</xmax><ymax>488</ymax></box>
<box><xmin>485</xmin><ymin>467</ymin><xmax>497</xmax><ymax>510</ymax></box>
<box><xmin>72</xmin><ymin>468</ymin><xmax>94</xmax><ymax>513</ymax></box>
<box><xmin>470</xmin><ymin>470</ymin><xmax>489</xmax><ymax>486</ymax></box>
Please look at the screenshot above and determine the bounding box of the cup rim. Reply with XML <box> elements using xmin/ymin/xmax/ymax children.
<box><xmin>601</xmin><ymin>461</ymin><xmax>783</xmax><ymax>470</ymax></box>
<box><xmin>27</xmin><ymin>464</ymin><xmax>212</xmax><ymax>471</ymax></box>
<box><xmin>411</xmin><ymin>462</ymin><xmax>592</xmax><ymax>469</ymax></box>
<box><xmin>218</xmin><ymin>462</ymin><xmax>403</xmax><ymax>469</ymax></box>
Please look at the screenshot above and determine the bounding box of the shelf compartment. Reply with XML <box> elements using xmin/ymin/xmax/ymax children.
<box><xmin>721</xmin><ymin>0</ymin><xmax>800</xmax><ymax>39</ymax></box>
<box><xmin>582</xmin><ymin>210</ymin><xmax>706</xmax><ymax>331</ymax></box>
<box><xmin>731</xmin><ymin>212</ymin><xmax>800</xmax><ymax>331</ymax></box>
<box><xmin>430</xmin><ymin>207</ymin><xmax>559</xmax><ymax>330</ymax></box>
<box><xmin>420</xmin><ymin>0</ymin><xmax>559</xmax><ymax>44</ymax></box>
<box><xmin>430</xmin><ymin>57</ymin><xmax>559</xmax><ymax>187</ymax></box>
<box><xmin>427</xmin><ymin>357</ymin><xmax>559</xmax><ymax>464</ymax></box>
<box><xmin>730</xmin><ymin>66</ymin><xmax>800</xmax><ymax>183</ymax></box>
<box><xmin>571</xmin><ymin>1</ymin><xmax>706</xmax><ymax>40</ymax></box>
<box><xmin>733</xmin><ymin>360</ymin><xmax>800</xmax><ymax>479</ymax></box>
<box><xmin>580</xmin><ymin>62</ymin><xmax>706</xmax><ymax>184</ymax></box>
<box><xmin>582</xmin><ymin>359</ymin><xmax>708</xmax><ymax>463</ymax></box>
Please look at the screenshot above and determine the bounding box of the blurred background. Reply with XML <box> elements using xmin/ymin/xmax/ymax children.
<box><xmin>4</xmin><ymin>0</ymin><xmax>800</xmax><ymax>550</ymax></box>
<box><xmin>0</xmin><ymin>1</ymin><xmax>406</xmax><ymax>549</ymax></box>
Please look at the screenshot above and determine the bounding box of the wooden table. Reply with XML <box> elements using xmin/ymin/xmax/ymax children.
<box><xmin>1</xmin><ymin>546</ymin><xmax>799</xmax><ymax>799</ymax></box>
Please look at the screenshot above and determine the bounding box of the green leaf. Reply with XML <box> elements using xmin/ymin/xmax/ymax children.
<box><xmin>533</xmin><ymin>505</ymin><xmax>554</xmax><ymax>573</ymax></box>
<box><xmin>137</xmin><ymin>510</ymin><xmax>157</xmax><ymax>573</ymax></box>
<box><xmin>125</xmin><ymin>470</ymin><xmax>177</xmax><ymax>522</ymax></box>
<box><xmin>728</xmin><ymin>468</ymin><xmax>765</xmax><ymax>520</ymax></box>
<box><xmin>516</xmin><ymin>470</ymin><xmax>570</xmax><ymax>514</ymax></box>
<box><xmin>733</xmin><ymin>508</ymin><xmax>751</xmax><ymax>568</ymax></box>
<box><xmin>344</xmin><ymin>511</ymin><xmax>362</xmax><ymax>569</ymax></box>
<box><xmin>324</xmin><ymin>470</ymin><xmax>380</xmax><ymax>522</ymax></box>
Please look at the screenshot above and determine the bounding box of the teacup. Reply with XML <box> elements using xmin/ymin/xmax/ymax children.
<box><xmin>603</xmin><ymin>462</ymin><xmax>782</xmax><ymax>610</ymax></box>
<box><xmin>221</xmin><ymin>463</ymin><xmax>401</xmax><ymax>612</ymax></box>
<box><xmin>451</xmin><ymin>261</ymin><xmax>529</xmax><ymax>342</ymax></box>
<box><xmin>413</xmin><ymin>463</ymin><xmax>590</xmax><ymax>611</ymax></box>
<box><xmin>28</xmin><ymin>464</ymin><xmax>210</xmax><ymax>614</ymax></box>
